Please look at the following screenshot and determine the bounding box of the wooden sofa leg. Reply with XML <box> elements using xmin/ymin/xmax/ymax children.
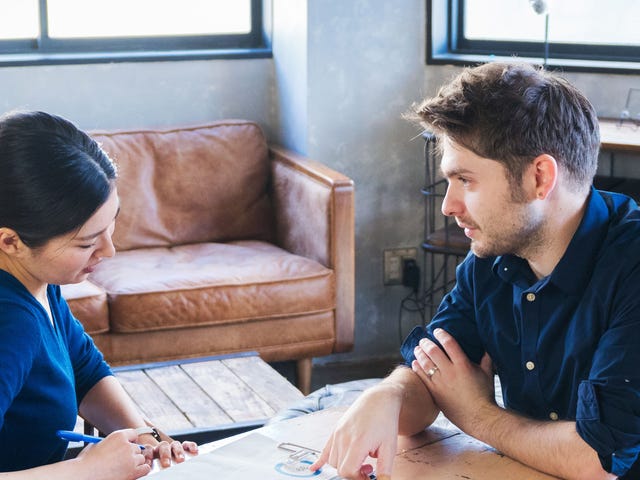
<box><xmin>296</xmin><ymin>358</ymin><xmax>312</xmax><ymax>395</ymax></box>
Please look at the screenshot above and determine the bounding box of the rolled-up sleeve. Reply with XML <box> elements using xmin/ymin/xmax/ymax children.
<box><xmin>576</xmin><ymin>380</ymin><xmax>640</xmax><ymax>475</ymax></box>
<box><xmin>575</xmin><ymin>283</ymin><xmax>640</xmax><ymax>476</ymax></box>
<box><xmin>401</xmin><ymin>325</ymin><xmax>429</xmax><ymax>365</ymax></box>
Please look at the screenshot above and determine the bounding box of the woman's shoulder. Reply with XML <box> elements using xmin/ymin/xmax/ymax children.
<box><xmin>0</xmin><ymin>273</ymin><xmax>33</xmax><ymax>304</ymax></box>
<box><xmin>0</xmin><ymin>271</ymin><xmax>46</xmax><ymax>334</ymax></box>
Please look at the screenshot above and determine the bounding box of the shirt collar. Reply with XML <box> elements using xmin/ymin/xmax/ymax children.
<box><xmin>493</xmin><ymin>187</ymin><xmax>610</xmax><ymax>295</ymax></box>
<box><xmin>493</xmin><ymin>255</ymin><xmax>535</xmax><ymax>289</ymax></box>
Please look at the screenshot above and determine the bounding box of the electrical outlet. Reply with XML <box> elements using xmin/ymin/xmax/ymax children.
<box><xmin>383</xmin><ymin>247</ymin><xmax>417</xmax><ymax>285</ymax></box>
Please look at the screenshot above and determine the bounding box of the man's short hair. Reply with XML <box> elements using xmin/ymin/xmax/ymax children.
<box><xmin>411</xmin><ymin>62</ymin><xmax>600</xmax><ymax>193</ymax></box>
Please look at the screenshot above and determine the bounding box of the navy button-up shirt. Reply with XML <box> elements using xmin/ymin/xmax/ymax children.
<box><xmin>402</xmin><ymin>188</ymin><xmax>640</xmax><ymax>477</ymax></box>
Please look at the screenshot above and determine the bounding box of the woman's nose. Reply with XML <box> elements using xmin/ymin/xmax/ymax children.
<box><xmin>96</xmin><ymin>232</ymin><xmax>116</xmax><ymax>259</ymax></box>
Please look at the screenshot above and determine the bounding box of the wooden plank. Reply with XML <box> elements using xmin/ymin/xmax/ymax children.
<box><xmin>222</xmin><ymin>356</ymin><xmax>304</xmax><ymax>412</ymax></box>
<box><xmin>145</xmin><ymin>365</ymin><xmax>232</xmax><ymax>428</ymax></box>
<box><xmin>181</xmin><ymin>361</ymin><xmax>275</xmax><ymax>422</ymax></box>
<box><xmin>115</xmin><ymin>370</ymin><xmax>193</xmax><ymax>432</ymax></box>
<box><xmin>114</xmin><ymin>355</ymin><xmax>303</xmax><ymax>437</ymax></box>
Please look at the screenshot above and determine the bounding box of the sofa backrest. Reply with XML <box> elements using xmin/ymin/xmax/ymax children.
<box><xmin>91</xmin><ymin>120</ymin><xmax>275</xmax><ymax>251</ymax></box>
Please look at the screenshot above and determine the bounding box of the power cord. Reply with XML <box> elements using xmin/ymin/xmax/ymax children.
<box><xmin>398</xmin><ymin>289</ymin><xmax>427</xmax><ymax>345</ymax></box>
<box><xmin>398</xmin><ymin>258</ymin><xmax>426</xmax><ymax>345</ymax></box>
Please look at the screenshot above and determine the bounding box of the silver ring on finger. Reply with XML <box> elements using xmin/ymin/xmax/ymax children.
<box><xmin>426</xmin><ymin>366</ymin><xmax>439</xmax><ymax>378</ymax></box>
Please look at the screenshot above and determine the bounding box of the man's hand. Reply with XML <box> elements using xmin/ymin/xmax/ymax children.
<box><xmin>309</xmin><ymin>381</ymin><xmax>404</xmax><ymax>480</ymax></box>
<box><xmin>412</xmin><ymin>328</ymin><xmax>496</xmax><ymax>433</ymax></box>
<box><xmin>412</xmin><ymin>329</ymin><xmax>617</xmax><ymax>480</ymax></box>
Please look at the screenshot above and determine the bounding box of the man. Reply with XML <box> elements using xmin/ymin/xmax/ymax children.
<box><xmin>311</xmin><ymin>62</ymin><xmax>640</xmax><ymax>480</ymax></box>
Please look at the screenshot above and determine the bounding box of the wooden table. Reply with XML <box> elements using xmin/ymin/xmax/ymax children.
<box><xmin>149</xmin><ymin>407</ymin><xmax>560</xmax><ymax>479</ymax></box>
<box><xmin>76</xmin><ymin>352</ymin><xmax>304</xmax><ymax>445</ymax></box>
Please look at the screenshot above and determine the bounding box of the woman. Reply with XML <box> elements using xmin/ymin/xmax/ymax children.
<box><xmin>0</xmin><ymin>111</ymin><xmax>197</xmax><ymax>479</ymax></box>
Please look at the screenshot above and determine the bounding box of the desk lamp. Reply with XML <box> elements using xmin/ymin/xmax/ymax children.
<box><xmin>529</xmin><ymin>0</ymin><xmax>550</xmax><ymax>67</ymax></box>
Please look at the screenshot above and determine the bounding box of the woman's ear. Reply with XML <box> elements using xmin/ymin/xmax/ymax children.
<box><xmin>532</xmin><ymin>154</ymin><xmax>558</xmax><ymax>200</ymax></box>
<box><xmin>0</xmin><ymin>228</ymin><xmax>25</xmax><ymax>256</ymax></box>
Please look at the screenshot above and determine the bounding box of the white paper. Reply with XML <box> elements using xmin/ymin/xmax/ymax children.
<box><xmin>151</xmin><ymin>432</ymin><xmax>344</xmax><ymax>479</ymax></box>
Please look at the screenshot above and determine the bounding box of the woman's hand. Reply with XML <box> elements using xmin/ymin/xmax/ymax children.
<box><xmin>138</xmin><ymin>428</ymin><xmax>198</xmax><ymax>468</ymax></box>
<box><xmin>75</xmin><ymin>429</ymin><xmax>150</xmax><ymax>480</ymax></box>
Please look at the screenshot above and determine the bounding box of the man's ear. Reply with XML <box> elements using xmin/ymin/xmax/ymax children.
<box><xmin>0</xmin><ymin>228</ymin><xmax>26</xmax><ymax>256</ymax></box>
<box><xmin>532</xmin><ymin>154</ymin><xmax>558</xmax><ymax>200</ymax></box>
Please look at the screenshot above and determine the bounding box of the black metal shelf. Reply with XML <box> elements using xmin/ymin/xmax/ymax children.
<box><xmin>420</xmin><ymin>132</ymin><xmax>469</xmax><ymax>320</ymax></box>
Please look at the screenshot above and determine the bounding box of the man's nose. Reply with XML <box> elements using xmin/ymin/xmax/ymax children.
<box><xmin>441</xmin><ymin>185</ymin><xmax>462</xmax><ymax>217</ymax></box>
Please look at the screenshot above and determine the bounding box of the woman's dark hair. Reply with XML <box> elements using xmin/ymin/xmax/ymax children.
<box><xmin>410</xmin><ymin>62</ymin><xmax>600</xmax><ymax>193</ymax></box>
<box><xmin>0</xmin><ymin>111</ymin><xmax>116</xmax><ymax>248</ymax></box>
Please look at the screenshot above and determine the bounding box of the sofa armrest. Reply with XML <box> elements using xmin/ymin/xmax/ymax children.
<box><xmin>270</xmin><ymin>145</ymin><xmax>355</xmax><ymax>353</ymax></box>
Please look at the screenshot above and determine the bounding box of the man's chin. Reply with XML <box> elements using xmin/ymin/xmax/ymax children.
<box><xmin>470</xmin><ymin>242</ymin><xmax>497</xmax><ymax>259</ymax></box>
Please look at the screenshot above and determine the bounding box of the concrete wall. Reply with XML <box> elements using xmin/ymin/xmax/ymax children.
<box><xmin>0</xmin><ymin>59</ymin><xmax>273</xmax><ymax>131</ymax></box>
<box><xmin>2</xmin><ymin>0</ymin><xmax>638</xmax><ymax>365</ymax></box>
<box><xmin>306</xmin><ymin>0</ymin><xmax>427</xmax><ymax>361</ymax></box>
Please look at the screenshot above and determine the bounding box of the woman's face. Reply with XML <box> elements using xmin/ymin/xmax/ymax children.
<box><xmin>25</xmin><ymin>188</ymin><xmax>119</xmax><ymax>287</ymax></box>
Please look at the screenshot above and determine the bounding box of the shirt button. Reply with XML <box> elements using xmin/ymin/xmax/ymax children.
<box><xmin>526</xmin><ymin>293</ymin><xmax>536</xmax><ymax>302</ymax></box>
<box><xmin>526</xmin><ymin>361</ymin><xmax>535</xmax><ymax>371</ymax></box>
<box><xmin>549</xmin><ymin>412</ymin><xmax>559</xmax><ymax>421</ymax></box>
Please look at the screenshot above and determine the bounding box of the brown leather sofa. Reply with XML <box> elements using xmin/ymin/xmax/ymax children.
<box><xmin>60</xmin><ymin>120</ymin><xmax>354</xmax><ymax>393</ymax></box>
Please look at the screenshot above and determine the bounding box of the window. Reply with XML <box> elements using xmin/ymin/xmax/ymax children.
<box><xmin>0</xmin><ymin>0</ymin><xmax>270</xmax><ymax>66</ymax></box>
<box><xmin>427</xmin><ymin>0</ymin><xmax>640</xmax><ymax>73</ymax></box>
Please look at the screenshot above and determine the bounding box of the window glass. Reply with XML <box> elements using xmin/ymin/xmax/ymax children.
<box><xmin>47</xmin><ymin>0</ymin><xmax>251</xmax><ymax>38</ymax></box>
<box><xmin>464</xmin><ymin>0</ymin><xmax>640</xmax><ymax>46</ymax></box>
<box><xmin>0</xmin><ymin>0</ymin><xmax>39</xmax><ymax>39</ymax></box>
<box><xmin>0</xmin><ymin>0</ymin><xmax>266</xmax><ymax>65</ymax></box>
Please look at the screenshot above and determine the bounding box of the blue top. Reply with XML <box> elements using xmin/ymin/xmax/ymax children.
<box><xmin>0</xmin><ymin>271</ymin><xmax>112</xmax><ymax>472</ymax></box>
<box><xmin>402</xmin><ymin>189</ymin><xmax>640</xmax><ymax>477</ymax></box>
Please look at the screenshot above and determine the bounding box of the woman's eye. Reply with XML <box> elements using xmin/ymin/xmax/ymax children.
<box><xmin>79</xmin><ymin>244</ymin><xmax>96</xmax><ymax>249</ymax></box>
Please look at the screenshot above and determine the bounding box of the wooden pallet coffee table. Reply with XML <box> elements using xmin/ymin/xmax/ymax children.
<box><xmin>78</xmin><ymin>352</ymin><xmax>304</xmax><ymax>444</ymax></box>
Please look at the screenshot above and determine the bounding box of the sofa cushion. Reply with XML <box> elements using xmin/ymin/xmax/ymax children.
<box><xmin>60</xmin><ymin>281</ymin><xmax>110</xmax><ymax>335</ymax></box>
<box><xmin>91</xmin><ymin>120</ymin><xmax>275</xmax><ymax>251</ymax></box>
<box><xmin>88</xmin><ymin>240</ymin><xmax>335</xmax><ymax>333</ymax></box>
<box><xmin>92</xmin><ymin>312</ymin><xmax>337</xmax><ymax>367</ymax></box>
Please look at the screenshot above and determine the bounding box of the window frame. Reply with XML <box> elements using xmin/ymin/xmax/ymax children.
<box><xmin>427</xmin><ymin>0</ymin><xmax>640</xmax><ymax>74</ymax></box>
<box><xmin>0</xmin><ymin>0</ymin><xmax>271</xmax><ymax>67</ymax></box>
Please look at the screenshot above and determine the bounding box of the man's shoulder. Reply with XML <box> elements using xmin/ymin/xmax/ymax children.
<box><xmin>598</xmin><ymin>190</ymin><xmax>639</xmax><ymax>222</ymax></box>
<box><xmin>599</xmin><ymin>191</ymin><xmax>640</xmax><ymax>247</ymax></box>
<box><xmin>589</xmin><ymin>193</ymin><xmax>640</xmax><ymax>289</ymax></box>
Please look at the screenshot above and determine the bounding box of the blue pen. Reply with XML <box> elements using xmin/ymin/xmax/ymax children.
<box><xmin>56</xmin><ymin>430</ymin><xmax>145</xmax><ymax>449</ymax></box>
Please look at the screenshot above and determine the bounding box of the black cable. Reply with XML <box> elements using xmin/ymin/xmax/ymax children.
<box><xmin>398</xmin><ymin>288</ymin><xmax>426</xmax><ymax>345</ymax></box>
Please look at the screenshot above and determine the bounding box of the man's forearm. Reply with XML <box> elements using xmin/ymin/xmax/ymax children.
<box><xmin>382</xmin><ymin>366</ymin><xmax>440</xmax><ymax>436</ymax></box>
<box><xmin>468</xmin><ymin>404</ymin><xmax>615</xmax><ymax>480</ymax></box>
